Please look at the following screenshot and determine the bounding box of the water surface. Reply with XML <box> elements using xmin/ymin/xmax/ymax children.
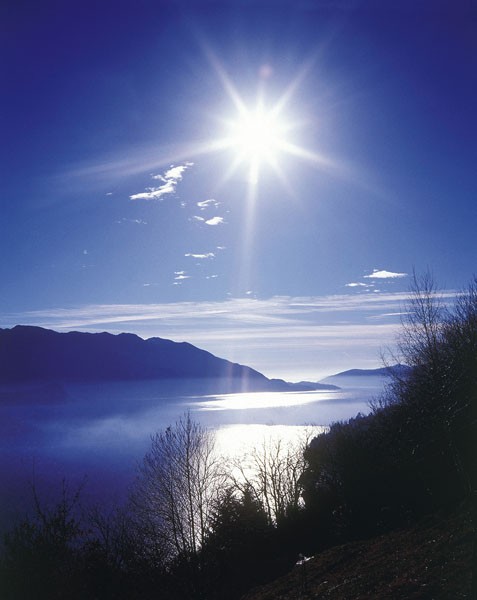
<box><xmin>0</xmin><ymin>379</ymin><xmax>383</xmax><ymax>530</ymax></box>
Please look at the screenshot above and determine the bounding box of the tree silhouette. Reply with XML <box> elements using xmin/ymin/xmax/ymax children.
<box><xmin>131</xmin><ymin>413</ymin><xmax>225</xmax><ymax>567</ymax></box>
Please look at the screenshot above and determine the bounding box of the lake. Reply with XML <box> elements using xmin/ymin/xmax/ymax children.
<box><xmin>0</xmin><ymin>377</ymin><xmax>385</xmax><ymax>531</ymax></box>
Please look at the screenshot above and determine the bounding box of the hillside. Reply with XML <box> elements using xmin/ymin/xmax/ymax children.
<box><xmin>0</xmin><ymin>325</ymin><xmax>267</xmax><ymax>386</ymax></box>
<box><xmin>0</xmin><ymin>325</ymin><xmax>334</xmax><ymax>393</ymax></box>
<box><xmin>241</xmin><ymin>502</ymin><xmax>473</xmax><ymax>600</ymax></box>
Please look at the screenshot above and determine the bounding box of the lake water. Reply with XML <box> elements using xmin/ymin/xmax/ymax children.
<box><xmin>0</xmin><ymin>378</ymin><xmax>385</xmax><ymax>530</ymax></box>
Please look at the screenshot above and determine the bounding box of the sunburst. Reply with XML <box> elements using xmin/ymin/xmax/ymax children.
<box><xmin>221</xmin><ymin>100</ymin><xmax>291</xmax><ymax>185</ymax></box>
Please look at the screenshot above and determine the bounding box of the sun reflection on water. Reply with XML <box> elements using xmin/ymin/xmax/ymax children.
<box><xmin>214</xmin><ymin>423</ymin><xmax>327</xmax><ymax>460</ymax></box>
<box><xmin>195</xmin><ymin>389</ymin><xmax>339</xmax><ymax>411</ymax></box>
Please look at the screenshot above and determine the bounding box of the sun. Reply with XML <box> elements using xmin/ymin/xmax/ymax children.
<box><xmin>227</xmin><ymin>105</ymin><xmax>286</xmax><ymax>163</ymax></box>
<box><xmin>175</xmin><ymin>49</ymin><xmax>340</xmax><ymax>191</ymax></box>
<box><xmin>222</xmin><ymin>101</ymin><xmax>291</xmax><ymax>185</ymax></box>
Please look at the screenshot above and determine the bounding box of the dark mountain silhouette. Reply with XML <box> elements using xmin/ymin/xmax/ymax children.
<box><xmin>0</xmin><ymin>326</ymin><xmax>334</xmax><ymax>393</ymax></box>
<box><xmin>0</xmin><ymin>326</ymin><xmax>266</xmax><ymax>386</ymax></box>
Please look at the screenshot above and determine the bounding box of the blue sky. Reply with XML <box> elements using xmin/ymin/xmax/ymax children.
<box><xmin>1</xmin><ymin>0</ymin><xmax>476</xmax><ymax>380</ymax></box>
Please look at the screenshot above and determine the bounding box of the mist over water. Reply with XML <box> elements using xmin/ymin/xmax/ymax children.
<box><xmin>0</xmin><ymin>377</ymin><xmax>384</xmax><ymax>531</ymax></box>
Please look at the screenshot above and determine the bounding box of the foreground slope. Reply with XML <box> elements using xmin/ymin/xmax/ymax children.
<box><xmin>241</xmin><ymin>502</ymin><xmax>473</xmax><ymax>600</ymax></box>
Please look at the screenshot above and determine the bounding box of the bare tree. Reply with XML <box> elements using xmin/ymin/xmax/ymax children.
<box><xmin>228</xmin><ymin>429</ymin><xmax>314</xmax><ymax>524</ymax></box>
<box><xmin>131</xmin><ymin>413</ymin><xmax>225</xmax><ymax>564</ymax></box>
<box><xmin>398</xmin><ymin>269</ymin><xmax>446</xmax><ymax>368</ymax></box>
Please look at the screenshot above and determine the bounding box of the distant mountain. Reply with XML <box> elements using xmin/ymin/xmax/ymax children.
<box><xmin>319</xmin><ymin>364</ymin><xmax>412</xmax><ymax>389</ymax></box>
<box><xmin>327</xmin><ymin>364</ymin><xmax>411</xmax><ymax>378</ymax></box>
<box><xmin>274</xmin><ymin>379</ymin><xmax>339</xmax><ymax>392</ymax></box>
<box><xmin>0</xmin><ymin>326</ymin><xmax>334</xmax><ymax>394</ymax></box>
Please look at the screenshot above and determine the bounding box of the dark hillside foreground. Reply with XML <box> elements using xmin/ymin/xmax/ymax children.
<box><xmin>243</xmin><ymin>275</ymin><xmax>477</xmax><ymax>600</ymax></box>
<box><xmin>241</xmin><ymin>501</ymin><xmax>473</xmax><ymax>600</ymax></box>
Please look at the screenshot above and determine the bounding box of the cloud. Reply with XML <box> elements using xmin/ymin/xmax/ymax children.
<box><xmin>185</xmin><ymin>252</ymin><xmax>215</xmax><ymax>259</ymax></box>
<box><xmin>163</xmin><ymin>163</ymin><xmax>192</xmax><ymax>180</ymax></box>
<box><xmin>130</xmin><ymin>181</ymin><xmax>176</xmax><ymax>201</ymax></box>
<box><xmin>197</xmin><ymin>199</ymin><xmax>220</xmax><ymax>210</ymax></box>
<box><xmin>115</xmin><ymin>217</ymin><xmax>147</xmax><ymax>225</ymax></box>
<box><xmin>345</xmin><ymin>282</ymin><xmax>371</xmax><ymax>288</ymax></box>
<box><xmin>130</xmin><ymin>162</ymin><xmax>193</xmax><ymax>201</ymax></box>
<box><xmin>364</xmin><ymin>269</ymin><xmax>408</xmax><ymax>279</ymax></box>
<box><xmin>205</xmin><ymin>216</ymin><xmax>224</xmax><ymax>226</ymax></box>
<box><xmin>152</xmin><ymin>162</ymin><xmax>193</xmax><ymax>182</ymax></box>
<box><xmin>191</xmin><ymin>216</ymin><xmax>205</xmax><ymax>222</ymax></box>
<box><xmin>173</xmin><ymin>270</ymin><xmax>190</xmax><ymax>283</ymax></box>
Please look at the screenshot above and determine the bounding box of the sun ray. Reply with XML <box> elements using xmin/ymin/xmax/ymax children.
<box><xmin>278</xmin><ymin>141</ymin><xmax>339</xmax><ymax>171</ymax></box>
<box><xmin>200</xmin><ymin>43</ymin><xmax>248</xmax><ymax>116</ymax></box>
<box><xmin>270</xmin><ymin>52</ymin><xmax>318</xmax><ymax>118</ymax></box>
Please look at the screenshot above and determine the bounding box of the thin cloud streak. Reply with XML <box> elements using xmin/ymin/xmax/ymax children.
<box><xmin>8</xmin><ymin>291</ymin><xmax>457</xmax><ymax>330</ymax></box>
<box><xmin>185</xmin><ymin>252</ymin><xmax>215</xmax><ymax>259</ymax></box>
<box><xmin>197</xmin><ymin>199</ymin><xmax>220</xmax><ymax>209</ymax></box>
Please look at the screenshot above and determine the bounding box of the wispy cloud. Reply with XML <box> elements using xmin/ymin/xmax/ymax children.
<box><xmin>5</xmin><ymin>293</ymin><xmax>418</xmax><ymax>329</ymax></box>
<box><xmin>173</xmin><ymin>273</ymin><xmax>191</xmax><ymax>286</ymax></box>
<box><xmin>191</xmin><ymin>216</ymin><xmax>205</xmax><ymax>222</ymax></box>
<box><xmin>345</xmin><ymin>282</ymin><xmax>372</xmax><ymax>288</ymax></box>
<box><xmin>130</xmin><ymin>162</ymin><xmax>193</xmax><ymax>201</ymax></box>
<box><xmin>205</xmin><ymin>216</ymin><xmax>224</xmax><ymax>226</ymax></box>
<box><xmin>130</xmin><ymin>181</ymin><xmax>175</xmax><ymax>201</ymax></box>
<box><xmin>197</xmin><ymin>199</ymin><xmax>220</xmax><ymax>210</ymax></box>
<box><xmin>160</xmin><ymin>164</ymin><xmax>192</xmax><ymax>181</ymax></box>
<box><xmin>364</xmin><ymin>269</ymin><xmax>408</xmax><ymax>279</ymax></box>
<box><xmin>174</xmin><ymin>271</ymin><xmax>190</xmax><ymax>280</ymax></box>
<box><xmin>115</xmin><ymin>217</ymin><xmax>148</xmax><ymax>225</ymax></box>
<box><xmin>185</xmin><ymin>252</ymin><xmax>215</xmax><ymax>259</ymax></box>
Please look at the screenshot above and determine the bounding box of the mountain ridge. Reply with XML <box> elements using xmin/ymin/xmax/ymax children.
<box><xmin>0</xmin><ymin>325</ymin><xmax>337</xmax><ymax>393</ymax></box>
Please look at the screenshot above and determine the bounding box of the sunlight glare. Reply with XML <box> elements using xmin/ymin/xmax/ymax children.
<box><xmin>224</xmin><ymin>103</ymin><xmax>290</xmax><ymax>184</ymax></box>
<box><xmin>196</xmin><ymin>390</ymin><xmax>338</xmax><ymax>411</ymax></box>
<box><xmin>229</xmin><ymin>107</ymin><xmax>284</xmax><ymax>160</ymax></box>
